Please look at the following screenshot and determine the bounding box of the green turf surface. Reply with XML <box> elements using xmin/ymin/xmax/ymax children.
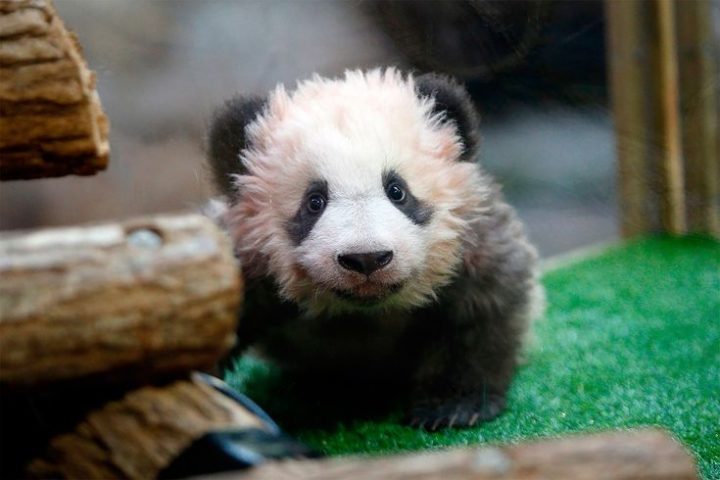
<box><xmin>225</xmin><ymin>235</ymin><xmax>720</xmax><ymax>479</ymax></box>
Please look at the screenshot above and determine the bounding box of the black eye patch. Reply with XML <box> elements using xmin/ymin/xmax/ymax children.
<box><xmin>382</xmin><ymin>170</ymin><xmax>433</xmax><ymax>226</ymax></box>
<box><xmin>286</xmin><ymin>180</ymin><xmax>328</xmax><ymax>245</ymax></box>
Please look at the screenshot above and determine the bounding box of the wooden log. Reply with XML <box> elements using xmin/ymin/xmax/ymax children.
<box><xmin>0</xmin><ymin>0</ymin><xmax>109</xmax><ymax>180</ymax></box>
<box><xmin>28</xmin><ymin>374</ymin><xmax>268</xmax><ymax>480</ymax></box>
<box><xmin>652</xmin><ymin>0</ymin><xmax>686</xmax><ymax>235</ymax></box>
<box><xmin>0</xmin><ymin>213</ymin><xmax>241</xmax><ymax>388</ymax></box>
<box><xmin>676</xmin><ymin>0</ymin><xmax>720</xmax><ymax>237</ymax></box>
<box><xmin>229</xmin><ymin>429</ymin><xmax>696</xmax><ymax>480</ymax></box>
<box><xmin>605</xmin><ymin>0</ymin><xmax>660</xmax><ymax>237</ymax></box>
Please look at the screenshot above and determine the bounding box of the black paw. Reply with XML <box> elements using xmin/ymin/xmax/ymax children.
<box><xmin>405</xmin><ymin>394</ymin><xmax>506</xmax><ymax>431</ymax></box>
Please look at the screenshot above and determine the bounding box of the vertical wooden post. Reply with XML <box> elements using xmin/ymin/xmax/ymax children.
<box><xmin>653</xmin><ymin>0</ymin><xmax>686</xmax><ymax>234</ymax></box>
<box><xmin>605</xmin><ymin>0</ymin><xmax>658</xmax><ymax>237</ymax></box>
<box><xmin>606</xmin><ymin>0</ymin><xmax>719</xmax><ymax>238</ymax></box>
<box><xmin>676</xmin><ymin>0</ymin><xmax>720</xmax><ymax>236</ymax></box>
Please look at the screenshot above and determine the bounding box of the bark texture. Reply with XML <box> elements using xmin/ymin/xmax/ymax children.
<box><xmin>0</xmin><ymin>213</ymin><xmax>242</xmax><ymax>388</ymax></box>
<box><xmin>231</xmin><ymin>429</ymin><xmax>696</xmax><ymax>480</ymax></box>
<box><xmin>0</xmin><ymin>0</ymin><xmax>109</xmax><ymax>180</ymax></box>
<box><xmin>28</xmin><ymin>375</ymin><xmax>267</xmax><ymax>479</ymax></box>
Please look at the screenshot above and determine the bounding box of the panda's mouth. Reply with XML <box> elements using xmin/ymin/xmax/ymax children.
<box><xmin>332</xmin><ymin>282</ymin><xmax>404</xmax><ymax>303</ymax></box>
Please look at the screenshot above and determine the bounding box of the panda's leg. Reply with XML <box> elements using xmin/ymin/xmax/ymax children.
<box><xmin>405</xmin><ymin>307</ymin><xmax>525</xmax><ymax>431</ymax></box>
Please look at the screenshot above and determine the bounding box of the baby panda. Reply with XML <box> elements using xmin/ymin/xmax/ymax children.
<box><xmin>206</xmin><ymin>68</ymin><xmax>543</xmax><ymax>431</ymax></box>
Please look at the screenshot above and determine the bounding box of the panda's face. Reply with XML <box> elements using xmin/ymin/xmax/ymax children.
<box><xmin>228</xmin><ymin>69</ymin><xmax>487</xmax><ymax>313</ymax></box>
<box><xmin>289</xmin><ymin>166</ymin><xmax>432</xmax><ymax>309</ymax></box>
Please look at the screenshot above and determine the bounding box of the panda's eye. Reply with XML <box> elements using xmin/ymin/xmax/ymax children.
<box><xmin>306</xmin><ymin>193</ymin><xmax>326</xmax><ymax>213</ymax></box>
<box><xmin>386</xmin><ymin>183</ymin><xmax>406</xmax><ymax>203</ymax></box>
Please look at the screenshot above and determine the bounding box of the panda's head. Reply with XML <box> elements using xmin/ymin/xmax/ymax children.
<box><xmin>209</xmin><ymin>69</ymin><xmax>489</xmax><ymax>314</ymax></box>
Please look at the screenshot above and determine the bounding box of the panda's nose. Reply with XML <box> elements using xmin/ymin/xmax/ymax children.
<box><xmin>338</xmin><ymin>251</ymin><xmax>393</xmax><ymax>275</ymax></box>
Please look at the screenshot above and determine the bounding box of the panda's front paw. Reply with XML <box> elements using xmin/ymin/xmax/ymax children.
<box><xmin>405</xmin><ymin>394</ymin><xmax>506</xmax><ymax>431</ymax></box>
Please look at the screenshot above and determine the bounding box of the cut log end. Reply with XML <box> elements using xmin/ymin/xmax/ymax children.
<box><xmin>0</xmin><ymin>0</ymin><xmax>110</xmax><ymax>180</ymax></box>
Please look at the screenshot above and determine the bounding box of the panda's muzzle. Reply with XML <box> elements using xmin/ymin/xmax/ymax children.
<box><xmin>337</xmin><ymin>250</ymin><xmax>393</xmax><ymax>276</ymax></box>
<box><xmin>332</xmin><ymin>281</ymin><xmax>404</xmax><ymax>303</ymax></box>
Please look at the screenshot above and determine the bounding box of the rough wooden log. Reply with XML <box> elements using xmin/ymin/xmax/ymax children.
<box><xmin>28</xmin><ymin>375</ymin><xmax>268</xmax><ymax>480</ymax></box>
<box><xmin>0</xmin><ymin>213</ymin><xmax>241</xmax><ymax>388</ymax></box>
<box><xmin>0</xmin><ymin>0</ymin><xmax>109</xmax><ymax>180</ymax></box>
<box><xmin>229</xmin><ymin>429</ymin><xmax>696</xmax><ymax>480</ymax></box>
<box><xmin>676</xmin><ymin>0</ymin><xmax>720</xmax><ymax>237</ymax></box>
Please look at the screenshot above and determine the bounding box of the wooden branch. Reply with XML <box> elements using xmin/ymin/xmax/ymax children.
<box><xmin>28</xmin><ymin>375</ymin><xmax>268</xmax><ymax>480</ymax></box>
<box><xmin>230</xmin><ymin>429</ymin><xmax>696</xmax><ymax>480</ymax></box>
<box><xmin>0</xmin><ymin>0</ymin><xmax>109</xmax><ymax>180</ymax></box>
<box><xmin>0</xmin><ymin>213</ymin><xmax>241</xmax><ymax>388</ymax></box>
<box><xmin>676</xmin><ymin>0</ymin><xmax>720</xmax><ymax>237</ymax></box>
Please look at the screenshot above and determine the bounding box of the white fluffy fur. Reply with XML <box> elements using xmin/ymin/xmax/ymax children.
<box><xmin>226</xmin><ymin>68</ymin><xmax>489</xmax><ymax>314</ymax></box>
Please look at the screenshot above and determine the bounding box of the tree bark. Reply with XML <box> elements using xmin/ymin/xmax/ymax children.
<box><xmin>0</xmin><ymin>0</ymin><xmax>109</xmax><ymax>180</ymax></box>
<box><xmin>0</xmin><ymin>213</ymin><xmax>242</xmax><ymax>388</ymax></box>
<box><xmin>233</xmin><ymin>429</ymin><xmax>696</xmax><ymax>480</ymax></box>
<box><xmin>28</xmin><ymin>375</ymin><xmax>268</xmax><ymax>480</ymax></box>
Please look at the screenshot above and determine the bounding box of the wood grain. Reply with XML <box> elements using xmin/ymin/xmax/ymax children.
<box><xmin>605</xmin><ymin>0</ymin><xmax>658</xmax><ymax>237</ymax></box>
<box><xmin>229</xmin><ymin>429</ymin><xmax>696</xmax><ymax>480</ymax></box>
<box><xmin>676</xmin><ymin>0</ymin><xmax>720</xmax><ymax>236</ymax></box>
<box><xmin>0</xmin><ymin>0</ymin><xmax>109</xmax><ymax>180</ymax></box>
<box><xmin>28</xmin><ymin>375</ymin><xmax>267</xmax><ymax>479</ymax></box>
<box><xmin>0</xmin><ymin>213</ymin><xmax>241</xmax><ymax>388</ymax></box>
<box><xmin>653</xmin><ymin>0</ymin><xmax>686</xmax><ymax>234</ymax></box>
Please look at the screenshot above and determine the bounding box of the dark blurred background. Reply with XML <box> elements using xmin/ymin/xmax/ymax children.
<box><xmin>5</xmin><ymin>0</ymin><xmax>714</xmax><ymax>256</ymax></box>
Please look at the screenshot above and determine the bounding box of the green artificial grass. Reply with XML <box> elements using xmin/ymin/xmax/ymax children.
<box><xmin>225</xmin><ymin>235</ymin><xmax>720</xmax><ymax>479</ymax></box>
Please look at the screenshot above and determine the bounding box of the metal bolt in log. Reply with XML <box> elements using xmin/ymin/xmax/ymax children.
<box><xmin>0</xmin><ymin>213</ymin><xmax>242</xmax><ymax>388</ymax></box>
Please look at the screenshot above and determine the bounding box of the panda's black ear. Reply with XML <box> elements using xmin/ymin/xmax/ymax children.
<box><xmin>414</xmin><ymin>73</ymin><xmax>480</xmax><ymax>162</ymax></box>
<box><xmin>206</xmin><ymin>96</ymin><xmax>266</xmax><ymax>198</ymax></box>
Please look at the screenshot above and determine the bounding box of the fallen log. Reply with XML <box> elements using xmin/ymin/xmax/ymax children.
<box><xmin>0</xmin><ymin>213</ymin><xmax>241</xmax><ymax>388</ymax></box>
<box><xmin>231</xmin><ymin>429</ymin><xmax>696</xmax><ymax>480</ymax></box>
<box><xmin>0</xmin><ymin>0</ymin><xmax>109</xmax><ymax>180</ymax></box>
<box><xmin>27</xmin><ymin>374</ymin><xmax>270</xmax><ymax>480</ymax></box>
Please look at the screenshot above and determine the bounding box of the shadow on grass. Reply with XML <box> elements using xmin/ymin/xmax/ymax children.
<box><xmin>223</xmin><ymin>355</ymin><xmax>407</xmax><ymax>431</ymax></box>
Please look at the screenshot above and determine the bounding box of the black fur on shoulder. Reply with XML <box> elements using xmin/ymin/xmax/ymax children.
<box><xmin>414</xmin><ymin>73</ymin><xmax>480</xmax><ymax>162</ymax></box>
<box><xmin>207</xmin><ymin>96</ymin><xmax>266</xmax><ymax>199</ymax></box>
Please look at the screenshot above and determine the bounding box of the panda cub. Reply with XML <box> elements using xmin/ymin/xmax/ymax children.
<box><xmin>207</xmin><ymin>68</ymin><xmax>543</xmax><ymax>430</ymax></box>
